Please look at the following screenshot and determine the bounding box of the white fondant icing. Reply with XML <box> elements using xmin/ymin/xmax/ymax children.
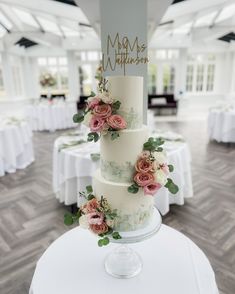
<box><xmin>107</xmin><ymin>76</ymin><xmax>143</xmax><ymax>129</ymax></box>
<box><xmin>93</xmin><ymin>170</ymin><xmax>154</xmax><ymax>231</ymax></box>
<box><xmin>100</xmin><ymin>125</ymin><xmax>149</xmax><ymax>182</ymax></box>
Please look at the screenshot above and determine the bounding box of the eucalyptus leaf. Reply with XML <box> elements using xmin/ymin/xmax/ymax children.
<box><xmin>112</xmin><ymin>232</ymin><xmax>122</xmax><ymax>240</ymax></box>
<box><xmin>112</xmin><ymin>101</ymin><xmax>121</xmax><ymax>111</ymax></box>
<box><xmin>73</xmin><ymin>113</ymin><xmax>84</xmax><ymax>123</ymax></box>
<box><xmin>86</xmin><ymin>185</ymin><xmax>93</xmax><ymax>193</ymax></box>
<box><xmin>87</xmin><ymin>132</ymin><xmax>100</xmax><ymax>142</ymax></box>
<box><xmin>87</xmin><ymin>194</ymin><xmax>95</xmax><ymax>201</ymax></box>
<box><xmin>110</xmin><ymin>131</ymin><xmax>120</xmax><ymax>141</ymax></box>
<box><xmin>128</xmin><ymin>183</ymin><xmax>139</xmax><ymax>194</ymax></box>
<box><xmin>168</xmin><ymin>164</ymin><xmax>174</xmax><ymax>172</ymax></box>
<box><xmin>98</xmin><ymin>239</ymin><xmax>103</xmax><ymax>247</ymax></box>
<box><xmin>102</xmin><ymin>237</ymin><xmax>110</xmax><ymax>246</ymax></box>
<box><xmin>64</xmin><ymin>213</ymin><xmax>74</xmax><ymax>226</ymax></box>
<box><xmin>90</xmin><ymin>91</ymin><xmax>96</xmax><ymax>97</ymax></box>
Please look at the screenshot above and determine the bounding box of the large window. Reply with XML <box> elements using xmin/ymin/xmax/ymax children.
<box><xmin>77</xmin><ymin>51</ymin><xmax>100</xmax><ymax>96</ymax></box>
<box><xmin>186</xmin><ymin>64</ymin><xmax>194</xmax><ymax>92</ymax></box>
<box><xmin>38</xmin><ymin>57</ymin><xmax>68</xmax><ymax>94</ymax></box>
<box><xmin>196</xmin><ymin>64</ymin><xmax>204</xmax><ymax>92</ymax></box>
<box><xmin>163</xmin><ymin>64</ymin><xmax>175</xmax><ymax>94</ymax></box>
<box><xmin>186</xmin><ymin>54</ymin><xmax>216</xmax><ymax>93</ymax></box>
<box><xmin>79</xmin><ymin>64</ymin><xmax>92</xmax><ymax>96</ymax></box>
<box><xmin>148</xmin><ymin>64</ymin><xmax>157</xmax><ymax>94</ymax></box>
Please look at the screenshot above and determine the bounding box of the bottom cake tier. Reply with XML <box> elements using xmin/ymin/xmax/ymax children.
<box><xmin>93</xmin><ymin>170</ymin><xmax>154</xmax><ymax>232</ymax></box>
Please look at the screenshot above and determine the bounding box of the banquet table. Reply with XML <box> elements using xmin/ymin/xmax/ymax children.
<box><xmin>25</xmin><ymin>101</ymin><xmax>77</xmax><ymax>132</ymax></box>
<box><xmin>53</xmin><ymin>132</ymin><xmax>193</xmax><ymax>215</ymax></box>
<box><xmin>29</xmin><ymin>225</ymin><xmax>219</xmax><ymax>294</ymax></box>
<box><xmin>0</xmin><ymin>119</ymin><xmax>34</xmax><ymax>176</ymax></box>
<box><xmin>208</xmin><ymin>108</ymin><xmax>235</xmax><ymax>142</ymax></box>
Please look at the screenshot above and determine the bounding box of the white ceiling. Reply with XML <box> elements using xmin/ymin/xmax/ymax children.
<box><xmin>0</xmin><ymin>0</ymin><xmax>234</xmax><ymax>55</ymax></box>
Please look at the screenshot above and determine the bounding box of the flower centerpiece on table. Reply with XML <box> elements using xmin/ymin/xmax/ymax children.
<box><xmin>64</xmin><ymin>185</ymin><xmax>121</xmax><ymax>247</ymax></box>
<box><xmin>128</xmin><ymin>137</ymin><xmax>179</xmax><ymax>195</ymax></box>
<box><xmin>73</xmin><ymin>77</ymin><xmax>127</xmax><ymax>142</ymax></box>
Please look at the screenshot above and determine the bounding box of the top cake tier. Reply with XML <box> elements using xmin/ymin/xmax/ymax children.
<box><xmin>107</xmin><ymin>76</ymin><xmax>143</xmax><ymax>129</ymax></box>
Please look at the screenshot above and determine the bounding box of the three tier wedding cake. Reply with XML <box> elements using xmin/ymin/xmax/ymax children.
<box><xmin>93</xmin><ymin>76</ymin><xmax>153</xmax><ymax>231</ymax></box>
<box><xmin>66</xmin><ymin>74</ymin><xmax>178</xmax><ymax>246</ymax></box>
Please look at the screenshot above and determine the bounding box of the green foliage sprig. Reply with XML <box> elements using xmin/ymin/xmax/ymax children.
<box><xmin>64</xmin><ymin>185</ymin><xmax>121</xmax><ymax>247</ymax></box>
<box><xmin>128</xmin><ymin>137</ymin><xmax>179</xmax><ymax>195</ymax></box>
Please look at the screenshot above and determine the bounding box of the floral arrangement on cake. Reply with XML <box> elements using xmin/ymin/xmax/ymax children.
<box><xmin>73</xmin><ymin>77</ymin><xmax>127</xmax><ymax>142</ymax></box>
<box><xmin>64</xmin><ymin>185</ymin><xmax>121</xmax><ymax>247</ymax></box>
<box><xmin>128</xmin><ymin>137</ymin><xmax>179</xmax><ymax>195</ymax></box>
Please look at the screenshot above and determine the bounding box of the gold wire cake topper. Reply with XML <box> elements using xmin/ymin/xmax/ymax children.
<box><xmin>101</xmin><ymin>33</ymin><xmax>149</xmax><ymax>75</ymax></box>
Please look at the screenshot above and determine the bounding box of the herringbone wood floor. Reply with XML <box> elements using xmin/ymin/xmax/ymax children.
<box><xmin>0</xmin><ymin>121</ymin><xmax>235</xmax><ymax>294</ymax></box>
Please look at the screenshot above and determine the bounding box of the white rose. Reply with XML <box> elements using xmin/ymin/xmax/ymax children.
<box><xmin>100</xmin><ymin>92</ymin><xmax>113</xmax><ymax>104</ymax></box>
<box><xmin>155</xmin><ymin>169</ymin><xmax>168</xmax><ymax>186</ymax></box>
<box><xmin>79</xmin><ymin>215</ymin><xmax>89</xmax><ymax>229</ymax></box>
<box><xmin>154</xmin><ymin>151</ymin><xmax>167</xmax><ymax>165</ymax></box>
<box><xmin>83</xmin><ymin>112</ymin><xmax>92</xmax><ymax>127</ymax></box>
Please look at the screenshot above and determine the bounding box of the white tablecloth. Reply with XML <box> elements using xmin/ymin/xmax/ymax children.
<box><xmin>25</xmin><ymin>102</ymin><xmax>77</xmax><ymax>132</ymax></box>
<box><xmin>53</xmin><ymin>134</ymin><xmax>100</xmax><ymax>205</ymax></box>
<box><xmin>0</xmin><ymin>121</ymin><xmax>34</xmax><ymax>176</ymax></box>
<box><xmin>208</xmin><ymin>109</ymin><xmax>235</xmax><ymax>142</ymax></box>
<box><xmin>53</xmin><ymin>134</ymin><xmax>193</xmax><ymax>215</ymax></box>
<box><xmin>29</xmin><ymin>225</ymin><xmax>219</xmax><ymax>294</ymax></box>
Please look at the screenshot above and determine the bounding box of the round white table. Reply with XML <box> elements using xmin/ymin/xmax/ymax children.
<box><xmin>25</xmin><ymin>101</ymin><xmax>77</xmax><ymax>132</ymax></box>
<box><xmin>29</xmin><ymin>225</ymin><xmax>219</xmax><ymax>294</ymax></box>
<box><xmin>208</xmin><ymin>109</ymin><xmax>235</xmax><ymax>142</ymax></box>
<box><xmin>0</xmin><ymin>120</ymin><xmax>34</xmax><ymax>176</ymax></box>
<box><xmin>53</xmin><ymin>132</ymin><xmax>193</xmax><ymax>215</ymax></box>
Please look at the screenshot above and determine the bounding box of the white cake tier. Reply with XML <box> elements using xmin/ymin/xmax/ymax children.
<box><xmin>93</xmin><ymin>170</ymin><xmax>154</xmax><ymax>231</ymax></box>
<box><xmin>107</xmin><ymin>76</ymin><xmax>143</xmax><ymax>129</ymax></box>
<box><xmin>100</xmin><ymin>125</ymin><xmax>149</xmax><ymax>183</ymax></box>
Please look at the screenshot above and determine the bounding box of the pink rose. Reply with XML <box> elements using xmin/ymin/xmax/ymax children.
<box><xmin>144</xmin><ymin>182</ymin><xmax>161</xmax><ymax>195</ymax></box>
<box><xmin>160</xmin><ymin>164</ymin><xmax>169</xmax><ymax>175</ymax></box>
<box><xmin>139</xmin><ymin>150</ymin><xmax>150</xmax><ymax>159</ymax></box>
<box><xmin>135</xmin><ymin>158</ymin><xmax>154</xmax><ymax>173</ymax></box>
<box><xmin>87</xmin><ymin>211</ymin><xmax>104</xmax><ymax>225</ymax></box>
<box><xmin>93</xmin><ymin>104</ymin><xmax>112</xmax><ymax>119</ymax></box>
<box><xmin>87</xmin><ymin>97</ymin><xmax>100</xmax><ymax>110</ymax></box>
<box><xmin>82</xmin><ymin>198</ymin><xmax>99</xmax><ymax>213</ymax></box>
<box><xmin>89</xmin><ymin>116</ymin><xmax>106</xmax><ymax>132</ymax></box>
<box><xmin>90</xmin><ymin>223</ymin><xmax>109</xmax><ymax>235</ymax></box>
<box><xmin>134</xmin><ymin>172</ymin><xmax>155</xmax><ymax>187</ymax></box>
<box><xmin>106</xmin><ymin>115</ymin><xmax>127</xmax><ymax>130</ymax></box>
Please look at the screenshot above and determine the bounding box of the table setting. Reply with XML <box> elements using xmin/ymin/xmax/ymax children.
<box><xmin>29</xmin><ymin>224</ymin><xmax>219</xmax><ymax>294</ymax></box>
<box><xmin>208</xmin><ymin>102</ymin><xmax>235</xmax><ymax>143</ymax></box>
<box><xmin>25</xmin><ymin>100</ymin><xmax>77</xmax><ymax>132</ymax></box>
<box><xmin>0</xmin><ymin>116</ymin><xmax>34</xmax><ymax>176</ymax></box>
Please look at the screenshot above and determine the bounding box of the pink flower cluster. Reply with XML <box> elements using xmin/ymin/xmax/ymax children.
<box><xmin>87</xmin><ymin>96</ymin><xmax>127</xmax><ymax>133</ymax></box>
<box><xmin>81</xmin><ymin>198</ymin><xmax>109</xmax><ymax>235</ymax></box>
<box><xmin>133</xmin><ymin>151</ymin><xmax>168</xmax><ymax>196</ymax></box>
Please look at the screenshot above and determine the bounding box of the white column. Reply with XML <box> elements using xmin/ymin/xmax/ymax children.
<box><xmin>21</xmin><ymin>56</ymin><xmax>40</xmax><ymax>100</ymax></box>
<box><xmin>1</xmin><ymin>52</ymin><xmax>15</xmax><ymax>99</ymax></box>
<box><xmin>229</xmin><ymin>52</ymin><xmax>235</xmax><ymax>94</ymax></box>
<box><xmin>100</xmin><ymin>0</ymin><xmax>148</xmax><ymax>123</ymax></box>
<box><xmin>67</xmin><ymin>50</ymin><xmax>80</xmax><ymax>101</ymax></box>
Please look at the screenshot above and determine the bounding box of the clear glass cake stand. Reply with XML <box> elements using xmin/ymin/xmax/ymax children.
<box><xmin>104</xmin><ymin>207</ymin><xmax>162</xmax><ymax>279</ymax></box>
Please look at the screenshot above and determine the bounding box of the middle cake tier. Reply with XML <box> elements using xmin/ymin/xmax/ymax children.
<box><xmin>100</xmin><ymin>125</ymin><xmax>149</xmax><ymax>183</ymax></box>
